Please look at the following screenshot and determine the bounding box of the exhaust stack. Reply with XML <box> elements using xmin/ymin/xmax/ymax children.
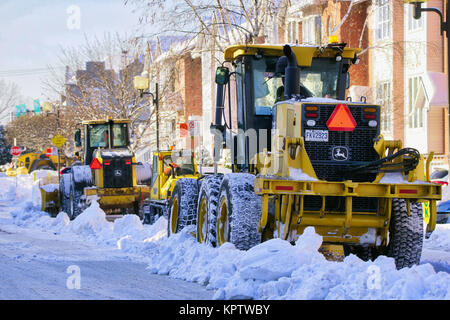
<box><xmin>282</xmin><ymin>45</ymin><xmax>300</xmax><ymax>100</ymax></box>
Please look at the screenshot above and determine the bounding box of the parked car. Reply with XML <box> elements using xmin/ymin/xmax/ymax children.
<box><xmin>431</xmin><ymin>169</ymin><xmax>448</xmax><ymax>187</ymax></box>
<box><xmin>431</xmin><ymin>169</ymin><xmax>449</xmax><ymax>223</ymax></box>
<box><xmin>436</xmin><ymin>200</ymin><xmax>450</xmax><ymax>224</ymax></box>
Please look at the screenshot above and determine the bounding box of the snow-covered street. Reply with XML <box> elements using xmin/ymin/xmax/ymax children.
<box><xmin>1</xmin><ymin>172</ymin><xmax>450</xmax><ymax>300</ymax></box>
<box><xmin>0</xmin><ymin>175</ymin><xmax>213</xmax><ymax>300</ymax></box>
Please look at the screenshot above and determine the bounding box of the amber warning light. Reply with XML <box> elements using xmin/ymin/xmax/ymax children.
<box><xmin>326</xmin><ymin>104</ymin><xmax>357</xmax><ymax>131</ymax></box>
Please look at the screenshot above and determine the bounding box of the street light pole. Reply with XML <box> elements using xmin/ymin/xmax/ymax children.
<box><xmin>155</xmin><ymin>82</ymin><xmax>160</xmax><ymax>153</ymax></box>
<box><xmin>139</xmin><ymin>83</ymin><xmax>160</xmax><ymax>153</ymax></box>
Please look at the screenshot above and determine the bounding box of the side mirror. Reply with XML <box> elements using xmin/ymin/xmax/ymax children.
<box><xmin>346</xmin><ymin>73</ymin><xmax>350</xmax><ymax>89</ymax></box>
<box><xmin>74</xmin><ymin>129</ymin><xmax>81</xmax><ymax>147</ymax></box>
<box><xmin>215</xmin><ymin>66</ymin><xmax>230</xmax><ymax>85</ymax></box>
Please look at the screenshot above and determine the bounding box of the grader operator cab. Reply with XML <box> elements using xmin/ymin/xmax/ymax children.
<box><xmin>163</xmin><ymin>41</ymin><xmax>441</xmax><ymax>269</ymax></box>
<box><xmin>43</xmin><ymin>118</ymin><xmax>150</xmax><ymax>220</ymax></box>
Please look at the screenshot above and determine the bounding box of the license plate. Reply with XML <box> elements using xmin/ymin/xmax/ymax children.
<box><xmin>305</xmin><ymin>130</ymin><xmax>329</xmax><ymax>142</ymax></box>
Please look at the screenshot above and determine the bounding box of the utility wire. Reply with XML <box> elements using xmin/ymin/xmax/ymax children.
<box><xmin>0</xmin><ymin>66</ymin><xmax>65</xmax><ymax>77</ymax></box>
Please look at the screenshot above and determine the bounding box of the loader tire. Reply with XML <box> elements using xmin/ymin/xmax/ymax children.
<box><xmin>344</xmin><ymin>245</ymin><xmax>378</xmax><ymax>262</ymax></box>
<box><xmin>133</xmin><ymin>200</ymin><xmax>144</xmax><ymax>220</ymax></box>
<box><xmin>68</xmin><ymin>166</ymin><xmax>92</xmax><ymax>220</ymax></box>
<box><xmin>216</xmin><ymin>173</ymin><xmax>262</xmax><ymax>250</ymax></box>
<box><xmin>69</xmin><ymin>183</ymin><xmax>84</xmax><ymax>220</ymax></box>
<box><xmin>167</xmin><ymin>178</ymin><xmax>199</xmax><ymax>236</ymax></box>
<box><xmin>59</xmin><ymin>173</ymin><xmax>71</xmax><ymax>214</ymax></box>
<box><xmin>142</xmin><ymin>201</ymin><xmax>154</xmax><ymax>225</ymax></box>
<box><xmin>387</xmin><ymin>199</ymin><xmax>423</xmax><ymax>269</ymax></box>
<box><xmin>196</xmin><ymin>174</ymin><xmax>223</xmax><ymax>247</ymax></box>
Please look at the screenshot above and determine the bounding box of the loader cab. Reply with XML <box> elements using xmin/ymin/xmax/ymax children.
<box><xmin>150</xmin><ymin>150</ymin><xmax>199</xmax><ymax>201</ymax></box>
<box><xmin>217</xmin><ymin>44</ymin><xmax>355</xmax><ymax>171</ymax></box>
<box><xmin>81</xmin><ymin>120</ymin><xmax>130</xmax><ymax>165</ymax></box>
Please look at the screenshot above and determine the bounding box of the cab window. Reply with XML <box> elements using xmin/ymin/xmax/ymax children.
<box><xmin>152</xmin><ymin>155</ymin><xmax>159</xmax><ymax>186</ymax></box>
<box><xmin>300</xmin><ymin>58</ymin><xmax>341</xmax><ymax>98</ymax></box>
<box><xmin>112</xmin><ymin>123</ymin><xmax>128</xmax><ymax>147</ymax></box>
<box><xmin>252</xmin><ymin>58</ymin><xmax>283</xmax><ymax>116</ymax></box>
<box><xmin>89</xmin><ymin>124</ymin><xmax>109</xmax><ymax>148</ymax></box>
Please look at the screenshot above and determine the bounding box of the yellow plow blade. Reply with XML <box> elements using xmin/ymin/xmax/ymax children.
<box><xmin>319</xmin><ymin>244</ymin><xmax>345</xmax><ymax>262</ymax></box>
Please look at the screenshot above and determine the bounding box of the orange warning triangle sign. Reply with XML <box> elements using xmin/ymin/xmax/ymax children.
<box><xmin>326</xmin><ymin>104</ymin><xmax>357</xmax><ymax>131</ymax></box>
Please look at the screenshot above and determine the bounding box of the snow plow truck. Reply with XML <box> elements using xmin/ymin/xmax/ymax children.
<box><xmin>41</xmin><ymin>118</ymin><xmax>150</xmax><ymax>220</ymax></box>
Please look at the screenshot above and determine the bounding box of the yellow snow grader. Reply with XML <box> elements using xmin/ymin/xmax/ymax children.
<box><xmin>163</xmin><ymin>40</ymin><xmax>441</xmax><ymax>269</ymax></box>
<box><xmin>42</xmin><ymin>118</ymin><xmax>150</xmax><ymax>220</ymax></box>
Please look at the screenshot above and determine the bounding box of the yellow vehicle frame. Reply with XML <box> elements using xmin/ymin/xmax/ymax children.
<box><xmin>83</xmin><ymin>141</ymin><xmax>150</xmax><ymax>214</ymax></box>
<box><xmin>252</xmin><ymin>100</ymin><xmax>441</xmax><ymax>246</ymax></box>
<box><xmin>150</xmin><ymin>150</ymin><xmax>200</xmax><ymax>202</ymax></box>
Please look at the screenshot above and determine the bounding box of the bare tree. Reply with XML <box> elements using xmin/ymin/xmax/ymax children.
<box><xmin>5</xmin><ymin>112</ymin><xmax>61</xmax><ymax>152</ymax></box>
<box><xmin>42</xmin><ymin>33</ymin><xmax>178</xmax><ymax>152</ymax></box>
<box><xmin>0</xmin><ymin>80</ymin><xmax>23</xmax><ymax>124</ymax></box>
<box><xmin>125</xmin><ymin>0</ymin><xmax>291</xmax><ymax>52</ymax></box>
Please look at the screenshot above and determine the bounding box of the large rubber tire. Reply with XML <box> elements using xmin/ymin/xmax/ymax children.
<box><xmin>196</xmin><ymin>174</ymin><xmax>223</xmax><ymax>247</ymax></box>
<box><xmin>216</xmin><ymin>173</ymin><xmax>262</xmax><ymax>250</ymax></box>
<box><xmin>387</xmin><ymin>199</ymin><xmax>424</xmax><ymax>269</ymax></box>
<box><xmin>68</xmin><ymin>166</ymin><xmax>92</xmax><ymax>220</ymax></box>
<box><xmin>167</xmin><ymin>178</ymin><xmax>199</xmax><ymax>236</ymax></box>
<box><xmin>68</xmin><ymin>183</ymin><xmax>83</xmax><ymax>220</ymax></box>
<box><xmin>344</xmin><ymin>244</ymin><xmax>379</xmax><ymax>262</ymax></box>
<box><xmin>142</xmin><ymin>200</ymin><xmax>153</xmax><ymax>225</ymax></box>
<box><xmin>133</xmin><ymin>199</ymin><xmax>144</xmax><ymax>220</ymax></box>
<box><xmin>59</xmin><ymin>173</ymin><xmax>72</xmax><ymax>214</ymax></box>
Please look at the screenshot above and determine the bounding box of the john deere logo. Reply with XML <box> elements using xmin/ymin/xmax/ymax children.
<box><xmin>114</xmin><ymin>169</ymin><xmax>122</xmax><ymax>176</ymax></box>
<box><xmin>332</xmin><ymin>146</ymin><xmax>349</xmax><ymax>161</ymax></box>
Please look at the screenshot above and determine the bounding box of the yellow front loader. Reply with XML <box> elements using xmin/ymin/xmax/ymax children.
<box><xmin>141</xmin><ymin>149</ymin><xmax>200</xmax><ymax>230</ymax></box>
<box><xmin>41</xmin><ymin>118</ymin><xmax>150</xmax><ymax>220</ymax></box>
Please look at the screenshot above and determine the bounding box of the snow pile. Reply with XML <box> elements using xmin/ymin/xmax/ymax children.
<box><xmin>9</xmin><ymin>201</ymin><xmax>50</xmax><ymax>227</ymax></box>
<box><xmin>69</xmin><ymin>200</ymin><xmax>113</xmax><ymax>239</ymax></box>
<box><xmin>40</xmin><ymin>184</ymin><xmax>59</xmax><ymax>193</ymax></box>
<box><xmin>114</xmin><ymin>214</ymin><xmax>143</xmax><ymax>238</ymax></box>
<box><xmin>32</xmin><ymin>169</ymin><xmax>58</xmax><ymax>180</ymax></box>
<box><xmin>142</xmin><ymin>226</ymin><xmax>450</xmax><ymax>300</ymax></box>
<box><xmin>425</xmin><ymin>224</ymin><xmax>450</xmax><ymax>252</ymax></box>
<box><xmin>289</xmin><ymin>167</ymin><xmax>317</xmax><ymax>181</ymax></box>
<box><xmin>0</xmin><ymin>177</ymin><xmax>16</xmax><ymax>201</ymax></box>
<box><xmin>52</xmin><ymin>211</ymin><xmax>70</xmax><ymax>230</ymax></box>
<box><xmin>114</xmin><ymin>214</ymin><xmax>145</xmax><ymax>250</ymax></box>
<box><xmin>379</xmin><ymin>172</ymin><xmax>431</xmax><ymax>185</ymax></box>
<box><xmin>3</xmin><ymin>173</ymin><xmax>450</xmax><ymax>300</ymax></box>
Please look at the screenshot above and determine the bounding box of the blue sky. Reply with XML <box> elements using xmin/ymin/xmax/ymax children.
<box><xmin>0</xmin><ymin>0</ymin><xmax>143</xmax><ymax>105</ymax></box>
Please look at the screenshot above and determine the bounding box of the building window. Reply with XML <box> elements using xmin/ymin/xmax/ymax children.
<box><xmin>407</xmin><ymin>4</ymin><xmax>423</xmax><ymax>31</ymax></box>
<box><xmin>327</xmin><ymin>16</ymin><xmax>333</xmax><ymax>36</ymax></box>
<box><xmin>286</xmin><ymin>20</ymin><xmax>298</xmax><ymax>43</ymax></box>
<box><xmin>302</xmin><ymin>16</ymin><xmax>322</xmax><ymax>45</ymax></box>
<box><xmin>375</xmin><ymin>0</ymin><xmax>391</xmax><ymax>41</ymax></box>
<box><xmin>407</xmin><ymin>76</ymin><xmax>424</xmax><ymax>128</ymax></box>
<box><xmin>377</xmin><ymin>81</ymin><xmax>393</xmax><ymax>136</ymax></box>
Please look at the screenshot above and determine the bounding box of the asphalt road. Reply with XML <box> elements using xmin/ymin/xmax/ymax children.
<box><xmin>0</xmin><ymin>201</ymin><xmax>213</xmax><ymax>300</ymax></box>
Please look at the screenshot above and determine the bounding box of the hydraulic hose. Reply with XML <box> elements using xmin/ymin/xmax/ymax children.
<box><xmin>344</xmin><ymin>147</ymin><xmax>420</xmax><ymax>175</ymax></box>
